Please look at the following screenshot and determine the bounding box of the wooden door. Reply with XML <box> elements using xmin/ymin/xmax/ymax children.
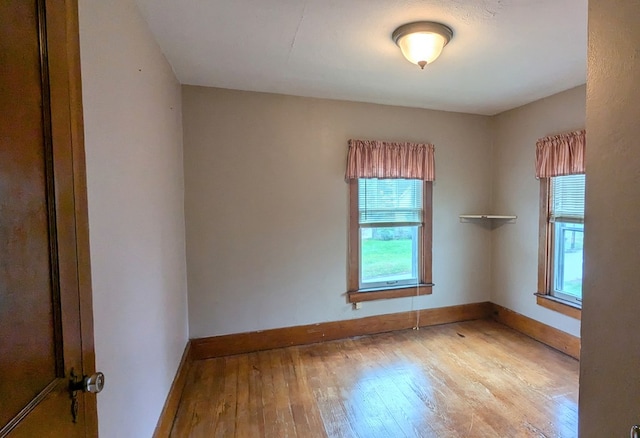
<box><xmin>0</xmin><ymin>0</ymin><xmax>97</xmax><ymax>436</ymax></box>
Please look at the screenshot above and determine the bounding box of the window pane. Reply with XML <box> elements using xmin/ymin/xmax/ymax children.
<box><xmin>553</xmin><ymin>222</ymin><xmax>584</xmax><ymax>300</ymax></box>
<box><xmin>360</xmin><ymin>226</ymin><xmax>418</xmax><ymax>288</ymax></box>
<box><xmin>358</xmin><ymin>178</ymin><xmax>422</xmax><ymax>225</ymax></box>
<box><xmin>551</xmin><ymin>174</ymin><xmax>585</xmax><ymax>222</ymax></box>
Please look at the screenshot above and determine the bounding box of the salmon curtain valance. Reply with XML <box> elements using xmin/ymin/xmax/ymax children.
<box><xmin>345</xmin><ymin>139</ymin><xmax>435</xmax><ymax>181</ymax></box>
<box><xmin>535</xmin><ymin>130</ymin><xmax>586</xmax><ymax>178</ymax></box>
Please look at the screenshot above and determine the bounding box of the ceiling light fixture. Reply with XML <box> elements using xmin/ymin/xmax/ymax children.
<box><xmin>392</xmin><ymin>21</ymin><xmax>453</xmax><ymax>69</ymax></box>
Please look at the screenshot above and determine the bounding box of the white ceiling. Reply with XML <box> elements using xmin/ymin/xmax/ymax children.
<box><xmin>135</xmin><ymin>0</ymin><xmax>587</xmax><ymax>115</ymax></box>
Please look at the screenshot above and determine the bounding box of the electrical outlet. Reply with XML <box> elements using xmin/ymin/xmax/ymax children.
<box><xmin>353</xmin><ymin>302</ymin><xmax>362</xmax><ymax>310</ymax></box>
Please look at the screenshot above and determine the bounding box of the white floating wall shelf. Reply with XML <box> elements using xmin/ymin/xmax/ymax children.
<box><xmin>459</xmin><ymin>214</ymin><xmax>517</xmax><ymax>220</ymax></box>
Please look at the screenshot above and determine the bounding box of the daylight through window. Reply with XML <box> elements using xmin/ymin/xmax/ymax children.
<box><xmin>358</xmin><ymin>178</ymin><xmax>422</xmax><ymax>289</ymax></box>
<box><xmin>549</xmin><ymin>174</ymin><xmax>585</xmax><ymax>304</ymax></box>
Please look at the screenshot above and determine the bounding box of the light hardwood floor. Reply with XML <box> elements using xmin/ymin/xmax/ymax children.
<box><xmin>171</xmin><ymin>319</ymin><xmax>578</xmax><ymax>437</ymax></box>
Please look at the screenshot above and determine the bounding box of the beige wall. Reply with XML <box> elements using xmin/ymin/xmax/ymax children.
<box><xmin>580</xmin><ymin>0</ymin><xmax>640</xmax><ymax>435</ymax></box>
<box><xmin>491</xmin><ymin>86</ymin><xmax>585</xmax><ymax>337</ymax></box>
<box><xmin>183</xmin><ymin>86</ymin><xmax>493</xmax><ymax>338</ymax></box>
<box><xmin>79</xmin><ymin>0</ymin><xmax>188</xmax><ymax>436</ymax></box>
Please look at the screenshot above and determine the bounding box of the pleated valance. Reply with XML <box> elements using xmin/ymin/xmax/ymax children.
<box><xmin>535</xmin><ymin>130</ymin><xmax>586</xmax><ymax>178</ymax></box>
<box><xmin>345</xmin><ymin>139</ymin><xmax>435</xmax><ymax>181</ymax></box>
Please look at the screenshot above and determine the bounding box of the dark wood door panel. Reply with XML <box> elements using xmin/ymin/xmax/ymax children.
<box><xmin>0</xmin><ymin>0</ymin><xmax>96</xmax><ymax>435</ymax></box>
<box><xmin>0</xmin><ymin>0</ymin><xmax>62</xmax><ymax>428</ymax></box>
<box><xmin>4</xmin><ymin>380</ymin><xmax>88</xmax><ymax>438</ymax></box>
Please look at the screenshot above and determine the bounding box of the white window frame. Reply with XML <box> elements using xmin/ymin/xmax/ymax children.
<box><xmin>348</xmin><ymin>179</ymin><xmax>433</xmax><ymax>303</ymax></box>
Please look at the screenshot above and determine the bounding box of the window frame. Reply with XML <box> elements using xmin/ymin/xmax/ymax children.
<box><xmin>537</xmin><ymin>178</ymin><xmax>582</xmax><ymax>319</ymax></box>
<box><xmin>348</xmin><ymin>179</ymin><xmax>433</xmax><ymax>303</ymax></box>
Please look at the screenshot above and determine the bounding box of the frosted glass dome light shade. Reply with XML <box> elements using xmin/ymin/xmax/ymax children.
<box><xmin>392</xmin><ymin>22</ymin><xmax>453</xmax><ymax>69</ymax></box>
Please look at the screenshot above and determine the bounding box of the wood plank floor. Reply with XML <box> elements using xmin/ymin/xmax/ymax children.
<box><xmin>171</xmin><ymin>319</ymin><xmax>579</xmax><ymax>438</ymax></box>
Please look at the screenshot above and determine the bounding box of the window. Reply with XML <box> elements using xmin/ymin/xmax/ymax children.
<box><xmin>538</xmin><ymin>174</ymin><xmax>585</xmax><ymax>313</ymax></box>
<box><xmin>550</xmin><ymin>174</ymin><xmax>585</xmax><ymax>303</ymax></box>
<box><xmin>348</xmin><ymin>178</ymin><xmax>432</xmax><ymax>302</ymax></box>
<box><xmin>344</xmin><ymin>138</ymin><xmax>435</xmax><ymax>302</ymax></box>
<box><xmin>358</xmin><ymin>178</ymin><xmax>422</xmax><ymax>288</ymax></box>
<box><xmin>534</xmin><ymin>129</ymin><xmax>585</xmax><ymax>317</ymax></box>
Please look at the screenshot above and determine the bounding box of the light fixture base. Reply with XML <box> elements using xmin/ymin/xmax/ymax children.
<box><xmin>391</xmin><ymin>21</ymin><xmax>453</xmax><ymax>46</ymax></box>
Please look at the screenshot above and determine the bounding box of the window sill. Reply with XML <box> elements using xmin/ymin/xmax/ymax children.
<box><xmin>348</xmin><ymin>284</ymin><xmax>433</xmax><ymax>303</ymax></box>
<box><xmin>535</xmin><ymin>293</ymin><xmax>581</xmax><ymax>320</ymax></box>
